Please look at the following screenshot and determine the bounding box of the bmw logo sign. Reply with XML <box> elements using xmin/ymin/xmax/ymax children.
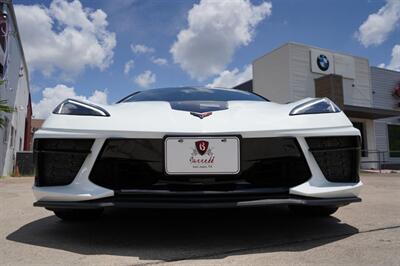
<box><xmin>317</xmin><ymin>54</ymin><xmax>329</xmax><ymax>71</ymax></box>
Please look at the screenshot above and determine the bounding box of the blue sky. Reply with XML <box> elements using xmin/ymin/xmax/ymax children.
<box><xmin>13</xmin><ymin>0</ymin><xmax>400</xmax><ymax>118</ymax></box>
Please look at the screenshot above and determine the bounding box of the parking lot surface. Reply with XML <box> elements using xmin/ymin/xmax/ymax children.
<box><xmin>1</xmin><ymin>172</ymin><xmax>399</xmax><ymax>266</ymax></box>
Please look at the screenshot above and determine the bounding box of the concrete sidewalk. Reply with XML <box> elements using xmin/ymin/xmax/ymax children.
<box><xmin>1</xmin><ymin>172</ymin><xmax>399</xmax><ymax>265</ymax></box>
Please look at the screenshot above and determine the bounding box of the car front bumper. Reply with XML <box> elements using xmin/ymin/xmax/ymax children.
<box><xmin>32</xmin><ymin>126</ymin><xmax>363</xmax><ymax>205</ymax></box>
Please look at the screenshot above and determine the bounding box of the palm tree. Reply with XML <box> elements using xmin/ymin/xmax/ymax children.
<box><xmin>0</xmin><ymin>98</ymin><xmax>13</xmax><ymax>128</ymax></box>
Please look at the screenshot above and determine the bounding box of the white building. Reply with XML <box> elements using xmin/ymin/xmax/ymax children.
<box><xmin>0</xmin><ymin>0</ymin><xmax>31</xmax><ymax>176</ymax></box>
<box><xmin>371</xmin><ymin>67</ymin><xmax>400</xmax><ymax>169</ymax></box>
<box><xmin>235</xmin><ymin>42</ymin><xmax>400</xmax><ymax>169</ymax></box>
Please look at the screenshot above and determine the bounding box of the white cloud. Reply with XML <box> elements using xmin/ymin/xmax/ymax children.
<box><xmin>378</xmin><ymin>63</ymin><xmax>386</xmax><ymax>68</ymax></box>
<box><xmin>88</xmin><ymin>90</ymin><xmax>108</xmax><ymax>105</ymax></box>
<box><xmin>380</xmin><ymin>44</ymin><xmax>400</xmax><ymax>71</ymax></box>
<box><xmin>33</xmin><ymin>84</ymin><xmax>109</xmax><ymax>118</ymax></box>
<box><xmin>152</xmin><ymin>57</ymin><xmax>168</xmax><ymax>66</ymax></box>
<box><xmin>170</xmin><ymin>0</ymin><xmax>271</xmax><ymax>80</ymax></box>
<box><xmin>134</xmin><ymin>70</ymin><xmax>156</xmax><ymax>88</ymax></box>
<box><xmin>124</xmin><ymin>59</ymin><xmax>134</xmax><ymax>75</ymax></box>
<box><xmin>387</xmin><ymin>44</ymin><xmax>400</xmax><ymax>71</ymax></box>
<box><xmin>207</xmin><ymin>65</ymin><xmax>252</xmax><ymax>88</ymax></box>
<box><xmin>30</xmin><ymin>84</ymin><xmax>42</xmax><ymax>94</ymax></box>
<box><xmin>356</xmin><ymin>0</ymin><xmax>400</xmax><ymax>71</ymax></box>
<box><xmin>355</xmin><ymin>0</ymin><xmax>400</xmax><ymax>47</ymax></box>
<box><xmin>131</xmin><ymin>44</ymin><xmax>155</xmax><ymax>54</ymax></box>
<box><xmin>15</xmin><ymin>0</ymin><xmax>116</xmax><ymax>78</ymax></box>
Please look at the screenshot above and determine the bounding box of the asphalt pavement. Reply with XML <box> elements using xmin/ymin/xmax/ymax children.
<box><xmin>1</xmin><ymin>172</ymin><xmax>399</xmax><ymax>265</ymax></box>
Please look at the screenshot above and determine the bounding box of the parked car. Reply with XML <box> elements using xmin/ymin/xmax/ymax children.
<box><xmin>33</xmin><ymin>87</ymin><xmax>362</xmax><ymax>220</ymax></box>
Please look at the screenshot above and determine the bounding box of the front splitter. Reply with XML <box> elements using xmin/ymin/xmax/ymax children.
<box><xmin>34</xmin><ymin>196</ymin><xmax>361</xmax><ymax>210</ymax></box>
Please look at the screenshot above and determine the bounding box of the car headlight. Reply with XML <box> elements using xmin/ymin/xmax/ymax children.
<box><xmin>53</xmin><ymin>99</ymin><xmax>110</xmax><ymax>117</ymax></box>
<box><xmin>290</xmin><ymin>98</ymin><xmax>341</xmax><ymax>116</ymax></box>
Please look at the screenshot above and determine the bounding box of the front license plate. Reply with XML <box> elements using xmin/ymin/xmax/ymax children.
<box><xmin>165</xmin><ymin>137</ymin><xmax>240</xmax><ymax>175</ymax></box>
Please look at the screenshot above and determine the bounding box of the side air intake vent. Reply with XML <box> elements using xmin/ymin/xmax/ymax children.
<box><xmin>306</xmin><ymin>136</ymin><xmax>360</xmax><ymax>183</ymax></box>
<box><xmin>34</xmin><ymin>139</ymin><xmax>94</xmax><ymax>186</ymax></box>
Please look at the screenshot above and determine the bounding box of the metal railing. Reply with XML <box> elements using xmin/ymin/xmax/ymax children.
<box><xmin>360</xmin><ymin>150</ymin><xmax>392</xmax><ymax>173</ymax></box>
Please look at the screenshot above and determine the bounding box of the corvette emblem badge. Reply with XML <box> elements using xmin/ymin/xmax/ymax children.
<box><xmin>190</xmin><ymin>111</ymin><xmax>212</xmax><ymax>119</ymax></box>
<box><xmin>195</xmin><ymin>140</ymin><xmax>209</xmax><ymax>155</ymax></box>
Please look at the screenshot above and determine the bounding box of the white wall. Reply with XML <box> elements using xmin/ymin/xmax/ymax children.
<box><xmin>370</xmin><ymin>67</ymin><xmax>400</xmax><ymax>166</ymax></box>
<box><xmin>0</xmin><ymin>4</ymin><xmax>30</xmax><ymax>176</ymax></box>
<box><xmin>253</xmin><ymin>44</ymin><xmax>291</xmax><ymax>103</ymax></box>
<box><xmin>351</xmin><ymin>57</ymin><xmax>373</xmax><ymax>107</ymax></box>
<box><xmin>288</xmin><ymin>43</ymin><xmax>318</xmax><ymax>101</ymax></box>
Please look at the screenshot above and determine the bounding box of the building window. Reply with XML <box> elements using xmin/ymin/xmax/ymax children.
<box><xmin>352</xmin><ymin>121</ymin><xmax>367</xmax><ymax>157</ymax></box>
<box><xmin>388</xmin><ymin>125</ymin><xmax>400</xmax><ymax>158</ymax></box>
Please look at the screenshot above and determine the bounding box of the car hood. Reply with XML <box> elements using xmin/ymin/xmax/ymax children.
<box><xmin>39</xmin><ymin>99</ymin><xmax>354</xmax><ymax>136</ymax></box>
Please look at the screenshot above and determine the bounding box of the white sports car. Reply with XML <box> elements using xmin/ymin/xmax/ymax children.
<box><xmin>33</xmin><ymin>87</ymin><xmax>362</xmax><ymax>220</ymax></box>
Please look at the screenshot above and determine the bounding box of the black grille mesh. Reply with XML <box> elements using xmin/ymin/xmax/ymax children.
<box><xmin>34</xmin><ymin>139</ymin><xmax>94</xmax><ymax>186</ymax></box>
<box><xmin>306</xmin><ymin>136</ymin><xmax>360</xmax><ymax>183</ymax></box>
<box><xmin>89</xmin><ymin>138</ymin><xmax>312</xmax><ymax>190</ymax></box>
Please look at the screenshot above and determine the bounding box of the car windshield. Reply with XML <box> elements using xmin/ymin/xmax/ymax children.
<box><xmin>118</xmin><ymin>87</ymin><xmax>268</xmax><ymax>103</ymax></box>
